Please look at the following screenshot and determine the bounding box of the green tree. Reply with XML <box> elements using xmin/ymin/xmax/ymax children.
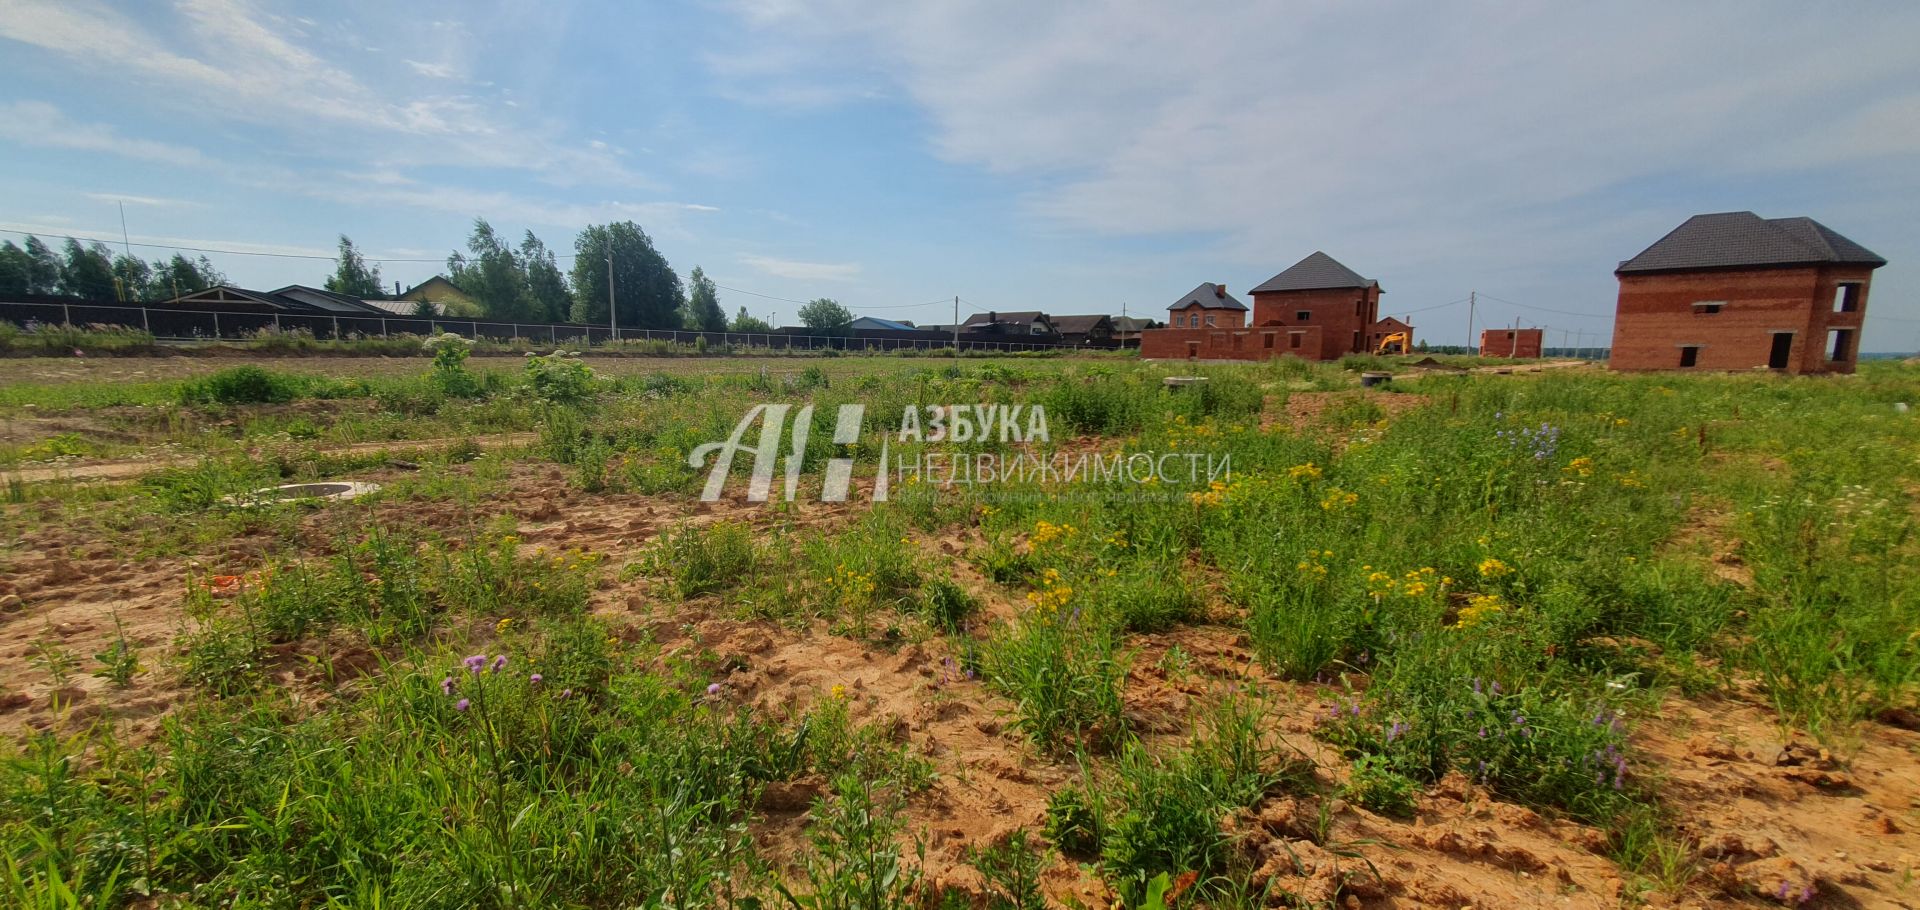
<box><xmin>521</xmin><ymin>231</ymin><xmax>572</xmax><ymax>323</ymax></box>
<box><xmin>447</xmin><ymin>219</ymin><xmax>538</xmax><ymax>321</ymax></box>
<box><xmin>324</xmin><ymin>235</ymin><xmax>385</xmax><ymax>298</ymax></box>
<box><xmin>797</xmin><ymin>298</ymin><xmax>854</xmax><ymax>336</ymax></box>
<box><xmin>730</xmin><ymin>306</ymin><xmax>774</xmax><ymax>334</ymax></box>
<box><xmin>685</xmin><ymin>266</ymin><xmax>726</xmax><ymax>332</ymax></box>
<box><xmin>111</xmin><ymin>254</ymin><xmax>153</xmax><ymax>301</ymax></box>
<box><xmin>23</xmin><ymin>236</ymin><xmax>61</xmax><ymax>294</ymax></box>
<box><xmin>150</xmin><ymin>253</ymin><xmax>225</xmax><ymax>300</ymax></box>
<box><xmin>59</xmin><ymin>238</ymin><xmax>117</xmax><ymax>300</ymax></box>
<box><xmin>569</xmin><ymin>221</ymin><xmax>683</xmax><ymax>330</ymax></box>
<box><xmin>0</xmin><ymin>241</ymin><xmax>30</xmax><ymax>296</ymax></box>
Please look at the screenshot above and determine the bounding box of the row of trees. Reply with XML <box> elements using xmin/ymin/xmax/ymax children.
<box><xmin>0</xmin><ymin>235</ymin><xmax>226</xmax><ymax>302</ymax></box>
<box><xmin>4</xmin><ymin>221</ymin><xmax>851</xmax><ymax>336</ymax></box>
<box><xmin>392</xmin><ymin>218</ymin><xmax>839</xmax><ymax>334</ymax></box>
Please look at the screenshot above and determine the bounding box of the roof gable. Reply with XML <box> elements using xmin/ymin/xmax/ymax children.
<box><xmin>1616</xmin><ymin>212</ymin><xmax>1886</xmax><ymax>274</ymax></box>
<box><xmin>270</xmin><ymin>285</ymin><xmax>390</xmax><ymax>314</ymax></box>
<box><xmin>962</xmin><ymin>311</ymin><xmax>1051</xmax><ymax>328</ymax></box>
<box><xmin>1168</xmin><ymin>282</ymin><xmax>1247</xmax><ymax>312</ymax></box>
<box><xmin>1051</xmin><ymin>314</ymin><xmax>1113</xmax><ymax>333</ymax></box>
<box><xmin>1251</xmin><ymin>252</ymin><xmax>1376</xmax><ymax>293</ymax></box>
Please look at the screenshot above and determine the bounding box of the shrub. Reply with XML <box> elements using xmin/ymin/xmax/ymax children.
<box><xmin>524</xmin><ymin>351</ymin><xmax>598</xmax><ymax>405</ymax></box>
<box><xmin>1344</xmin><ymin>754</ymin><xmax>1419</xmax><ymax>817</ymax></box>
<box><xmin>983</xmin><ymin>608</ymin><xmax>1128</xmax><ymax>754</ymax></box>
<box><xmin>649</xmin><ymin>521</ymin><xmax>756</xmax><ymax>598</ymax></box>
<box><xmin>179</xmin><ymin>365</ymin><xmax>299</xmax><ymax>405</ymax></box>
<box><xmin>967</xmin><ymin>829</ymin><xmax>1046</xmax><ymax>910</ymax></box>
<box><xmin>917</xmin><ymin>578</ymin><xmax>978</xmax><ymax>633</ymax></box>
<box><xmin>1043</xmin><ymin>786</ymin><xmax>1103</xmax><ymax>858</ymax></box>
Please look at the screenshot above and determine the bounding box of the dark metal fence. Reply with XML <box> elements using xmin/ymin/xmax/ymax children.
<box><xmin>0</xmin><ymin>299</ymin><xmax>1128</xmax><ymax>354</ymax></box>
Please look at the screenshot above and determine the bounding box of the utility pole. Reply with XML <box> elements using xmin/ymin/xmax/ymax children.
<box><xmin>606</xmin><ymin>242</ymin><xmax>618</xmax><ymax>341</ymax></box>
<box><xmin>1465</xmin><ymin>290</ymin><xmax>1476</xmax><ymax>355</ymax></box>
<box><xmin>1121</xmin><ymin>301</ymin><xmax>1129</xmax><ymax>344</ymax></box>
<box><xmin>952</xmin><ymin>296</ymin><xmax>960</xmax><ymax>356</ymax></box>
<box><xmin>117</xmin><ymin>201</ymin><xmax>133</xmax><ymax>304</ymax></box>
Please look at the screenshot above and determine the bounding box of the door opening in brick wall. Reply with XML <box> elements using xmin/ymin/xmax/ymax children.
<box><xmin>1186</xmin><ymin>341</ymin><xmax>1199</xmax><ymax>360</ymax></box>
<box><xmin>1768</xmin><ymin>332</ymin><xmax>1794</xmax><ymax>369</ymax></box>
<box><xmin>1679</xmin><ymin>345</ymin><xmax>1699</xmax><ymax>368</ymax></box>
<box><xmin>1351</xmin><ymin>330</ymin><xmax>1360</xmax><ymax>352</ymax></box>
<box><xmin>1834</xmin><ymin>283</ymin><xmax>1862</xmax><ymax>313</ymax></box>
<box><xmin>1263</xmin><ymin>333</ymin><xmax>1274</xmax><ymax>349</ymax></box>
<box><xmin>1828</xmin><ymin>328</ymin><xmax>1853</xmax><ymax>362</ymax></box>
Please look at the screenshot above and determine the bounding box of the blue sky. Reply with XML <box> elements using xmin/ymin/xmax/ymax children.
<box><xmin>2</xmin><ymin>1</ymin><xmax>1918</xmax><ymax>348</ymax></box>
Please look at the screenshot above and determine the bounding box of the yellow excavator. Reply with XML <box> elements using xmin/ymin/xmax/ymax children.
<box><xmin>1374</xmin><ymin>331</ymin><xmax>1410</xmax><ymax>356</ymax></box>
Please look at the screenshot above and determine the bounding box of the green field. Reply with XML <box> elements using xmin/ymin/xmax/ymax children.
<box><xmin>2</xmin><ymin>348</ymin><xmax>1917</xmax><ymax>908</ymax></box>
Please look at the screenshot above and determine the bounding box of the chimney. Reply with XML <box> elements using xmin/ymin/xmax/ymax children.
<box><xmin>1214</xmin><ymin>284</ymin><xmax>1226</xmax><ymax>298</ymax></box>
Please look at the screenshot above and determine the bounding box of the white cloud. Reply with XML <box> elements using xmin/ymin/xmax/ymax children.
<box><xmin>84</xmin><ymin>192</ymin><xmax>196</xmax><ymax>208</ymax></box>
<box><xmin>716</xmin><ymin>0</ymin><xmax>1920</xmax><ymax>310</ymax></box>
<box><xmin>739</xmin><ymin>254</ymin><xmax>861</xmax><ymax>282</ymax></box>
<box><xmin>0</xmin><ymin>101</ymin><xmax>204</xmax><ymax>166</ymax></box>
<box><xmin>0</xmin><ymin>0</ymin><xmax>652</xmax><ymax>187</ymax></box>
<box><xmin>406</xmin><ymin>59</ymin><xmax>459</xmax><ymax>79</ymax></box>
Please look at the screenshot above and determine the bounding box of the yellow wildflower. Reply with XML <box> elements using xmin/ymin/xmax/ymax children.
<box><xmin>495</xmin><ymin>617</ymin><xmax>514</xmax><ymax>634</ymax></box>
<box><xmin>1477</xmin><ymin>557</ymin><xmax>1512</xmax><ymax>578</ymax></box>
<box><xmin>1288</xmin><ymin>462</ymin><xmax>1323</xmax><ymax>481</ymax></box>
<box><xmin>1563</xmin><ymin>456</ymin><xmax>1594</xmax><ymax>477</ymax></box>
<box><xmin>1454</xmin><ymin>593</ymin><xmax>1505</xmax><ymax>628</ymax></box>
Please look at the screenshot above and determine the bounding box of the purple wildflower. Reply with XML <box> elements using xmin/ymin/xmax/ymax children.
<box><xmin>529</xmin><ymin>674</ymin><xmax>543</xmax><ymax>685</ymax></box>
<box><xmin>558</xmin><ymin>688</ymin><xmax>573</xmax><ymax>699</ymax></box>
<box><xmin>1477</xmin><ymin>727</ymin><xmax>1487</xmax><ymax>739</ymax></box>
<box><xmin>440</xmin><ymin>676</ymin><xmax>455</xmax><ymax>696</ymax></box>
<box><xmin>455</xmin><ymin>698</ymin><xmax>470</xmax><ymax>712</ymax></box>
<box><xmin>463</xmin><ymin>654</ymin><xmax>487</xmax><ymax>675</ymax></box>
<box><xmin>491</xmin><ymin>654</ymin><xmax>507</xmax><ymax>674</ymax></box>
<box><xmin>707</xmin><ymin>682</ymin><xmax>722</xmax><ymax>696</ymax></box>
<box><xmin>1386</xmin><ymin>721</ymin><xmax>1408</xmax><ymax>742</ymax></box>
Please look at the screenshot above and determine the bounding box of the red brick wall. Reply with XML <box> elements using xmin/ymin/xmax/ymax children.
<box><xmin>1480</xmin><ymin>328</ymin><xmax>1543</xmax><ymax>358</ymax></box>
<box><xmin>1609</xmin><ymin>266</ymin><xmax>1872</xmax><ymax>374</ymax></box>
<box><xmin>1249</xmin><ymin>286</ymin><xmax>1380</xmax><ymax>360</ymax></box>
<box><xmin>1139</xmin><ymin>325</ymin><xmax>1320</xmax><ymax>360</ymax></box>
<box><xmin>1165</xmin><ymin>303</ymin><xmax>1245</xmax><ymax>329</ymax></box>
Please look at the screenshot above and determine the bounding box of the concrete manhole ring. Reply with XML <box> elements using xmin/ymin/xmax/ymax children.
<box><xmin>228</xmin><ymin>481</ymin><xmax>381</xmax><ymax>507</ymax></box>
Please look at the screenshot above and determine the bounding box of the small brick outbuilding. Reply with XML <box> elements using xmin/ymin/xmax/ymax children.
<box><xmin>1609</xmin><ymin>212</ymin><xmax>1885</xmax><ymax>374</ymax></box>
<box><xmin>1482</xmin><ymin>327</ymin><xmax>1543</xmax><ymax>358</ymax></box>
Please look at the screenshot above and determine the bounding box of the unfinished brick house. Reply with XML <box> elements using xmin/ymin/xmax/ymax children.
<box><xmin>1610</xmin><ymin>212</ymin><xmax>1885</xmax><ymax>374</ymax></box>
<box><xmin>1141</xmin><ymin>254</ymin><xmax>1393</xmax><ymax>361</ymax></box>
<box><xmin>1164</xmin><ymin>282</ymin><xmax>1247</xmax><ymax>329</ymax></box>
<box><xmin>1482</xmin><ymin>327</ymin><xmax>1543</xmax><ymax>358</ymax></box>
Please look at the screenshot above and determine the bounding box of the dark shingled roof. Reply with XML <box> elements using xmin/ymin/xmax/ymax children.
<box><xmin>1251</xmin><ymin>252</ymin><xmax>1377</xmax><ymax>293</ymax></box>
<box><xmin>1616</xmin><ymin>212</ymin><xmax>1886</xmax><ymax>275</ymax></box>
<box><xmin>1168</xmin><ymin>282</ymin><xmax>1248</xmax><ymax>312</ymax></box>
<box><xmin>1051</xmin><ymin>314</ymin><xmax>1112</xmax><ymax>334</ymax></box>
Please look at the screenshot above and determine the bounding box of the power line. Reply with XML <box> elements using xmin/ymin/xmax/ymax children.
<box><xmin>1472</xmin><ymin>292</ymin><xmax>1609</xmax><ymax>320</ymax></box>
<box><xmin>1397</xmin><ymin>297</ymin><xmax>1471</xmax><ymax>315</ymax></box>
<box><xmin>0</xmin><ymin>227</ymin><xmax>450</xmax><ymax>263</ymax></box>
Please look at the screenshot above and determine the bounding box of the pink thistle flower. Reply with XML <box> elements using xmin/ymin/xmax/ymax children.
<box><xmin>455</xmin><ymin>698</ymin><xmax>470</xmax><ymax>712</ymax></box>
<box><xmin>463</xmin><ymin>654</ymin><xmax>487</xmax><ymax>675</ymax></box>
<box><xmin>529</xmin><ymin>673</ymin><xmax>543</xmax><ymax>685</ymax></box>
<box><xmin>440</xmin><ymin>676</ymin><xmax>455</xmax><ymax>696</ymax></box>
<box><xmin>706</xmin><ymin>682</ymin><xmax>722</xmax><ymax>696</ymax></box>
<box><xmin>491</xmin><ymin>655</ymin><xmax>507</xmax><ymax>674</ymax></box>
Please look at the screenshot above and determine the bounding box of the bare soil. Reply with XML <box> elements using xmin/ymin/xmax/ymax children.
<box><xmin>4</xmin><ymin>453</ymin><xmax>1919</xmax><ymax>907</ymax></box>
